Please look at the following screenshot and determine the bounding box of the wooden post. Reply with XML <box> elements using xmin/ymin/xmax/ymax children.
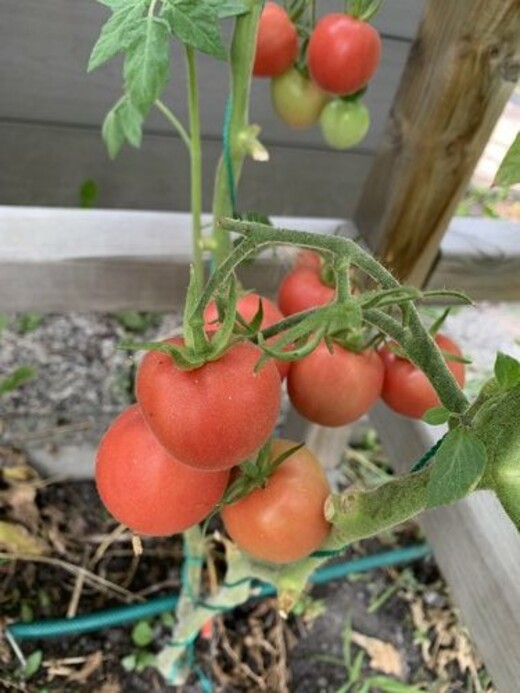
<box><xmin>354</xmin><ymin>0</ymin><xmax>520</xmax><ymax>286</ymax></box>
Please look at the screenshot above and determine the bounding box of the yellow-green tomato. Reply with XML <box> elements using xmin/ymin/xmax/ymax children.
<box><xmin>320</xmin><ymin>99</ymin><xmax>370</xmax><ymax>150</ymax></box>
<box><xmin>271</xmin><ymin>68</ymin><xmax>329</xmax><ymax>129</ymax></box>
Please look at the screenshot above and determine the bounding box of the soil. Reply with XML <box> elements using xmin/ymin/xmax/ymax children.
<box><xmin>2</xmin><ymin>307</ymin><xmax>516</xmax><ymax>691</ymax></box>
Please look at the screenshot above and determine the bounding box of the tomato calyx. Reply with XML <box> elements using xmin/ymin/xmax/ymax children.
<box><xmin>346</xmin><ymin>0</ymin><xmax>384</xmax><ymax>22</ymax></box>
<box><xmin>209</xmin><ymin>441</ymin><xmax>305</xmax><ymax>519</ymax></box>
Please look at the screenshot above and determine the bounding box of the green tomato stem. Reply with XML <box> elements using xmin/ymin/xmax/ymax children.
<box><xmin>185</xmin><ymin>46</ymin><xmax>204</xmax><ymax>294</ymax></box>
<box><xmin>154</xmin><ymin>99</ymin><xmax>191</xmax><ymax>151</ymax></box>
<box><xmin>217</xmin><ymin>217</ymin><xmax>470</xmax><ymax>415</ymax></box>
<box><xmin>210</xmin><ymin>1</ymin><xmax>262</xmax><ymax>266</ymax></box>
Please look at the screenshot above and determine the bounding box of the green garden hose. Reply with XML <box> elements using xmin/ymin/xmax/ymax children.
<box><xmin>7</xmin><ymin>543</ymin><xmax>430</xmax><ymax>641</ymax></box>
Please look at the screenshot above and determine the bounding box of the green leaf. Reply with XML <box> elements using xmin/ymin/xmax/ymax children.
<box><xmin>121</xmin><ymin>654</ymin><xmax>137</xmax><ymax>672</ymax></box>
<box><xmin>18</xmin><ymin>312</ymin><xmax>42</xmax><ymax>334</ymax></box>
<box><xmin>88</xmin><ymin>0</ymin><xmax>147</xmax><ymax>72</ymax></box>
<box><xmin>132</xmin><ymin>620</ymin><xmax>154</xmax><ymax>647</ymax></box>
<box><xmin>102</xmin><ymin>105</ymin><xmax>126</xmax><ymax>159</ymax></box>
<box><xmin>124</xmin><ymin>17</ymin><xmax>170</xmax><ymax>114</ymax></box>
<box><xmin>494</xmin><ymin>132</ymin><xmax>520</xmax><ymax>188</ymax></box>
<box><xmin>102</xmin><ymin>97</ymin><xmax>144</xmax><ymax>158</ymax></box>
<box><xmin>0</xmin><ymin>366</ymin><xmax>36</xmax><ymax>397</ymax></box>
<box><xmin>21</xmin><ymin>650</ymin><xmax>42</xmax><ymax>680</ymax></box>
<box><xmin>422</xmin><ymin>406</ymin><xmax>450</xmax><ymax>426</ymax></box>
<box><xmin>364</xmin><ymin>677</ymin><xmax>425</xmax><ymax>693</ymax></box>
<box><xmin>426</xmin><ymin>428</ymin><xmax>487</xmax><ymax>507</ymax></box>
<box><xmin>494</xmin><ymin>352</ymin><xmax>520</xmax><ymax>391</ymax></box>
<box><xmin>135</xmin><ymin>650</ymin><xmax>156</xmax><ymax>671</ymax></box>
<box><xmin>163</xmin><ymin>1</ymin><xmax>226</xmax><ymax>59</ymax></box>
<box><xmin>206</xmin><ymin>0</ymin><xmax>249</xmax><ymax>18</ymax></box>
<box><xmin>79</xmin><ymin>179</ymin><xmax>98</xmax><ymax>209</ymax></box>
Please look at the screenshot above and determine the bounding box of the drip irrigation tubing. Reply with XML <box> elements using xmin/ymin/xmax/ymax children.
<box><xmin>6</xmin><ymin>543</ymin><xmax>431</xmax><ymax>642</ymax></box>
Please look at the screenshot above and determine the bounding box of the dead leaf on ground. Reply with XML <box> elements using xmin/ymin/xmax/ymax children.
<box><xmin>97</xmin><ymin>677</ymin><xmax>122</xmax><ymax>693</ymax></box>
<box><xmin>0</xmin><ymin>520</ymin><xmax>49</xmax><ymax>555</ymax></box>
<box><xmin>351</xmin><ymin>630</ymin><xmax>404</xmax><ymax>679</ymax></box>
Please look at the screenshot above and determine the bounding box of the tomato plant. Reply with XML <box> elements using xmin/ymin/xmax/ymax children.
<box><xmin>271</xmin><ymin>67</ymin><xmax>329</xmax><ymax>129</ymax></box>
<box><xmin>204</xmin><ymin>292</ymin><xmax>289</xmax><ymax>379</ymax></box>
<box><xmin>320</xmin><ymin>98</ymin><xmax>370</xmax><ymax>150</ymax></box>
<box><xmin>253</xmin><ymin>2</ymin><xmax>298</xmax><ymax>78</ymax></box>
<box><xmin>380</xmin><ymin>334</ymin><xmax>466</xmax><ymax>419</ymax></box>
<box><xmin>136</xmin><ymin>338</ymin><xmax>282</xmax><ymax>471</ymax></box>
<box><xmin>221</xmin><ymin>439</ymin><xmax>331</xmax><ymax>563</ymax></box>
<box><xmin>95</xmin><ymin>405</ymin><xmax>230</xmax><ymax>536</ymax></box>
<box><xmin>307</xmin><ymin>14</ymin><xmax>382</xmax><ymax>95</ymax></box>
<box><xmin>288</xmin><ymin>341</ymin><xmax>384</xmax><ymax>426</ymax></box>
<box><xmin>278</xmin><ymin>266</ymin><xmax>335</xmax><ymax>316</ymax></box>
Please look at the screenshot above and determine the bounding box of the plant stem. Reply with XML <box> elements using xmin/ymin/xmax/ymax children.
<box><xmin>185</xmin><ymin>46</ymin><xmax>204</xmax><ymax>292</ymax></box>
<box><xmin>210</xmin><ymin>0</ymin><xmax>262</xmax><ymax>266</ymax></box>
<box><xmin>155</xmin><ymin>100</ymin><xmax>191</xmax><ymax>151</ymax></box>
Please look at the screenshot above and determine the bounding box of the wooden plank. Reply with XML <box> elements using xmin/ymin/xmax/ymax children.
<box><xmin>0</xmin><ymin>1</ymin><xmax>417</xmax><ymax>153</ymax></box>
<box><xmin>0</xmin><ymin>207</ymin><xmax>350</xmax><ymax>311</ymax></box>
<box><xmin>0</xmin><ymin>122</ymin><xmax>373</xmax><ymax>216</ymax></box>
<box><xmin>354</xmin><ymin>0</ymin><xmax>520</xmax><ymax>286</ymax></box>
<box><xmin>426</xmin><ymin>217</ymin><xmax>520</xmax><ymax>301</ymax></box>
<box><xmin>2</xmin><ymin>208</ymin><xmax>518</xmax><ymax>312</ymax></box>
<box><xmin>370</xmin><ymin>402</ymin><xmax>520</xmax><ymax>692</ymax></box>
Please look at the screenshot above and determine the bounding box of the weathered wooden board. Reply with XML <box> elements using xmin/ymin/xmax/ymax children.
<box><xmin>1</xmin><ymin>207</ymin><xmax>518</xmax><ymax>312</ymax></box>
<box><xmin>354</xmin><ymin>0</ymin><xmax>520</xmax><ymax>286</ymax></box>
<box><xmin>425</xmin><ymin>217</ymin><xmax>520</xmax><ymax>301</ymax></box>
<box><xmin>370</xmin><ymin>402</ymin><xmax>520</xmax><ymax>693</ymax></box>
<box><xmin>0</xmin><ymin>122</ymin><xmax>374</xmax><ymax>215</ymax></box>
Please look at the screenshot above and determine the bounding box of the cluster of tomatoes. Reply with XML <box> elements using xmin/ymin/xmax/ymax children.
<box><xmin>253</xmin><ymin>2</ymin><xmax>382</xmax><ymax>149</ymax></box>
<box><xmin>95</xmin><ymin>248</ymin><xmax>465</xmax><ymax>566</ymax></box>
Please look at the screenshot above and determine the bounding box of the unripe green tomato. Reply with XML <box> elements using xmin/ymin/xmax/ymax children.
<box><xmin>271</xmin><ymin>68</ymin><xmax>329</xmax><ymax>129</ymax></box>
<box><xmin>319</xmin><ymin>99</ymin><xmax>370</xmax><ymax>150</ymax></box>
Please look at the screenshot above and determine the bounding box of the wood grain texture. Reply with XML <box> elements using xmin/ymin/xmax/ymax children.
<box><xmin>0</xmin><ymin>207</ymin><xmax>349</xmax><ymax>311</ymax></box>
<box><xmin>426</xmin><ymin>217</ymin><xmax>520</xmax><ymax>301</ymax></box>
<box><xmin>0</xmin><ymin>122</ymin><xmax>373</xmax><ymax>216</ymax></box>
<box><xmin>370</xmin><ymin>402</ymin><xmax>520</xmax><ymax>692</ymax></box>
<box><xmin>354</xmin><ymin>0</ymin><xmax>520</xmax><ymax>286</ymax></box>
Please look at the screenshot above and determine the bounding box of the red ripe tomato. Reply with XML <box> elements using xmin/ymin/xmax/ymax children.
<box><xmin>253</xmin><ymin>2</ymin><xmax>298</xmax><ymax>78</ymax></box>
<box><xmin>95</xmin><ymin>405</ymin><xmax>229</xmax><ymax>536</ymax></box>
<box><xmin>381</xmin><ymin>334</ymin><xmax>466</xmax><ymax>419</ymax></box>
<box><xmin>271</xmin><ymin>67</ymin><xmax>329</xmax><ymax>129</ymax></box>
<box><xmin>136</xmin><ymin>339</ymin><xmax>281</xmax><ymax>471</ymax></box>
<box><xmin>288</xmin><ymin>341</ymin><xmax>384</xmax><ymax>426</ymax></box>
<box><xmin>204</xmin><ymin>293</ymin><xmax>289</xmax><ymax>380</ymax></box>
<box><xmin>278</xmin><ymin>267</ymin><xmax>335</xmax><ymax>316</ymax></box>
<box><xmin>308</xmin><ymin>14</ymin><xmax>382</xmax><ymax>95</ymax></box>
<box><xmin>221</xmin><ymin>439</ymin><xmax>331</xmax><ymax>563</ymax></box>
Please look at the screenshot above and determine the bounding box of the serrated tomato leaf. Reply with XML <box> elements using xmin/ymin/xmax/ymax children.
<box><xmin>493</xmin><ymin>133</ymin><xmax>520</xmax><ymax>188</ymax></box>
<box><xmin>494</xmin><ymin>351</ymin><xmax>520</xmax><ymax>391</ymax></box>
<box><xmin>88</xmin><ymin>0</ymin><xmax>147</xmax><ymax>72</ymax></box>
<box><xmin>124</xmin><ymin>18</ymin><xmax>170</xmax><ymax>114</ymax></box>
<box><xmin>163</xmin><ymin>1</ymin><xmax>226</xmax><ymax>59</ymax></box>
<box><xmin>426</xmin><ymin>428</ymin><xmax>487</xmax><ymax>508</ymax></box>
<box><xmin>206</xmin><ymin>0</ymin><xmax>249</xmax><ymax>18</ymax></box>
<box><xmin>102</xmin><ymin>105</ymin><xmax>126</xmax><ymax>159</ymax></box>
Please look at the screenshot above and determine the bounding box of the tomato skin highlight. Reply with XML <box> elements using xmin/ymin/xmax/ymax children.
<box><xmin>204</xmin><ymin>293</ymin><xmax>289</xmax><ymax>380</ymax></box>
<box><xmin>320</xmin><ymin>99</ymin><xmax>370</xmax><ymax>150</ymax></box>
<box><xmin>253</xmin><ymin>2</ymin><xmax>298</xmax><ymax>78</ymax></box>
<box><xmin>221</xmin><ymin>439</ymin><xmax>331</xmax><ymax>564</ymax></box>
<box><xmin>95</xmin><ymin>405</ymin><xmax>229</xmax><ymax>536</ymax></box>
<box><xmin>308</xmin><ymin>14</ymin><xmax>382</xmax><ymax>95</ymax></box>
<box><xmin>381</xmin><ymin>334</ymin><xmax>466</xmax><ymax>419</ymax></box>
<box><xmin>136</xmin><ymin>340</ymin><xmax>281</xmax><ymax>471</ymax></box>
<box><xmin>271</xmin><ymin>68</ymin><xmax>329</xmax><ymax>129</ymax></box>
<box><xmin>278</xmin><ymin>267</ymin><xmax>335</xmax><ymax>316</ymax></box>
<box><xmin>288</xmin><ymin>342</ymin><xmax>384</xmax><ymax>426</ymax></box>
